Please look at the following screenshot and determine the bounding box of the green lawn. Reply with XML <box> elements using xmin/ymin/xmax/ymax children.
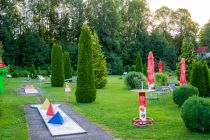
<box><xmin>1</xmin><ymin>76</ymin><xmax>210</xmax><ymax>139</ymax></box>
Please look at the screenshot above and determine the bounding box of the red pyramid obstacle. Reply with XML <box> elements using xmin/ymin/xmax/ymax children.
<box><xmin>46</xmin><ymin>103</ymin><xmax>55</xmax><ymax>116</ymax></box>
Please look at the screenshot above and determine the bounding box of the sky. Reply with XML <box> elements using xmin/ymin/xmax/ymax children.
<box><xmin>147</xmin><ymin>0</ymin><xmax>210</xmax><ymax>27</ymax></box>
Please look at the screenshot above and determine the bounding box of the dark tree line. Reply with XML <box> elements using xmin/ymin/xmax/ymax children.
<box><xmin>0</xmin><ymin>0</ymin><xmax>209</xmax><ymax>74</ymax></box>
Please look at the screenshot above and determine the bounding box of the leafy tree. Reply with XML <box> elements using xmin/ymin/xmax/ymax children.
<box><xmin>199</xmin><ymin>21</ymin><xmax>210</xmax><ymax>48</ymax></box>
<box><xmin>153</xmin><ymin>6</ymin><xmax>176</xmax><ymax>34</ymax></box>
<box><xmin>75</xmin><ymin>24</ymin><xmax>96</xmax><ymax>103</ymax></box>
<box><xmin>86</xmin><ymin>0</ymin><xmax>122</xmax><ymax>65</ymax></box>
<box><xmin>16</xmin><ymin>30</ymin><xmax>50</xmax><ymax>67</ymax></box>
<box><xmin>92</xmin><ymin>32</ymin><xmax>107</xmax><ymax>89</ymax></box>
<box><xmin>63</xmin><ymin>52</ymin><xmax>72</xmax><ymax>80</ymax></box>
<box><xmin>51</xmin><ymin>43</ymin><xmax>64</xmax><ymax>87</ymax></box>
<box><xmin>176</xmin><ymin>37</ymin><xmax>195</xmax><ymax>81</ymax></box>
<box><xmin>121</xmin><ymin>0</ymin><xmax>149</xmax><ymax>65</ymax></box>
<box><xmin>135</xmin><ymin>53</ymin><xmax>143</xmax><ymax>72</ymax></box>
<box><xmin>153</xmin><ymin>6</ymin><xmax>176</xmax><ymax>52</ymax></box>
<box><xmin>174</xmin><ymin>9</ymin><xmax>199</xmax><ymax>54</ymax></box>
<box><xmin>147</xmin><ymin>29</ymin><xmax>176</xmax><ymax>70</ymax></box>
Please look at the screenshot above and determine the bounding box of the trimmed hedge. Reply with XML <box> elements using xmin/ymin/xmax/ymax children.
<box><xmin>181</xmin><ymin>96</ymin><xmax>210</xmax><ymax>132</ymax></box>
<box><xmin>173</xmin><ymin>85</ymin><xmax>199</xmax><ymax>106</ymax></box>
<box><xmin>155</xmin><ymin>73</ymin><xmax>168</xmax><ymax>86</ymax></box>
<box><xmin>125</xmin><ymin>72</ymin><xmax>147</xmax><ymax>89</ymax></box>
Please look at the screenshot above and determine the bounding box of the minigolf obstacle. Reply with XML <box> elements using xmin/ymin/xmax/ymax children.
<box><xmin>31</xmin><ymin>98</ymin><xmax>86</xmax><ymax>136</ymax></box>
<box><xmin>24</xmin><ymin>85</ymin><xmax>39</xmax><ymax>94</ymax></box>
<box><xmin>41</xmin><ymin>98</ymin><xmax>50</xmax><ymax>109</ymax></box>
<box><xmin>48</xmin><ymin>112</ymin><xmax>64</xmax><ymax>125</ymax></box>
<box><xmin>46</xmin><ymin>103</ymin><xmax>57</xmax><ymax>116</ymax></box>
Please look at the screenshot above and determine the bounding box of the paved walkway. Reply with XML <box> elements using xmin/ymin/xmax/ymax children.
<box><xmin>25</xmin><ymin>103</ymin><xmax>114</xmax><ymax>140</ymax></box>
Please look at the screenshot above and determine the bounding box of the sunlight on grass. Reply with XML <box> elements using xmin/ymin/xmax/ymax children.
<box><xmin>0</xmin><ymin>76</ymin><xmax>210</xmax><ymax>139</ymax></box>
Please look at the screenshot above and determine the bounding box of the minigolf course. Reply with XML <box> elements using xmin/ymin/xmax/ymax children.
<box><xmin>31</xmin><ymin>99</ymin><xmax>86</xmax><ymax>136</ymax></box>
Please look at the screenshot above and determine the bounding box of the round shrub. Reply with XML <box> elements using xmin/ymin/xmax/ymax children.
<box><xmin>173</xmin><ymin>85</ymin><xmax>199</xmax><ymax>106</ymax></box>
<box><xmin>181</xmin><ymin>96</ymin><xmax>210</xmax><ymax>132</ymax></box>
<box><xmin>155</xmin><ymin>73</ymin><xmax>168</xmax><ymax>86</ymax></box>
<box><xmin>125</xmin><ymin>72</ymin><xmax>147</xmax><ymax>89</ymax></box>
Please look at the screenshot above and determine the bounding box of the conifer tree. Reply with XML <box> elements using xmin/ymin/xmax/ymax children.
<box><xmin>203</xmin><ymin>61</ymin><xmax>210</xmax><ymax>97</ymax></box>
<box><xmin>143</xmin><ymin>64</ymin><xmax>148</xmax><ymax>76</ymax></box>
<box><xmin>51</xmin><ymin>43</ymin><xmax>64</xmax><ymax>87</ymax></box>
<box><xmin>92</xmin><ymin>32</ymin><xmax>107</xmax><ymax>89</ymax></box>
<box><xmin>30</xmin><ymin>64</ymin><xmax>36</xmax><ymax>79</ymax></box>
<box><xmin>176</xmin><ymin>37</ymin><xmax>195</xmax><ymax>81</ymax></box>
<box><xmin>135</xmin><ymin>53</ymin><xmax>143</xmax><ymax>72</ymax></box>
<box><xmin>63</xmin><ymin>52</ymin><xmax>72</xmax><ymax>79</ymax></box>
<box><xmin>75</xmin><ymin>24</ymin><xmax>96</xmax><ymax>103</ymax></box>
<box><xmin>190</xmin><ymin>61</ymin><xmax>206</xmax><ymax>97</ymax></box>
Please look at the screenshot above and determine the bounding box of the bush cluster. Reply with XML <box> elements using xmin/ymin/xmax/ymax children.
<box><xmin>173</xmin><ymin>85</ymin><xmax>199</xmax><ymax>106</ymax></box>
<box><xmin>125</xmin><ymin>72</ymin><xmax>147</xmax><ymax>89</ymax></box>
<box><xmin>155</xmin><ymin>73</ymin><xmax>168</xmax><ymax>86</ymax></box>
<box><xmin>8</xmin><ymin>66</ymin><xmax>28</xmax><ymax>77</ymax></box>
<box><xmin>181</xmin><ymin>96</ymin><xmax>210</xmax><ymax>132</ymax></box>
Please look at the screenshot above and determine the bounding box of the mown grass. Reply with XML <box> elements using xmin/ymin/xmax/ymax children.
<box><xmin>0</xmin><ymin>78</ymin><xmax>39</xmax><ymax>140</ymax></box>
<box><xmin>1</xmin><ymin>76</ymin><xmax>210</xmax><ymax>139</ymax></box>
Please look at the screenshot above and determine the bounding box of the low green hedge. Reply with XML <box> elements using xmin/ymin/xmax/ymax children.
<box><xmin>155</xmin><ymin>73</ymin><xmax>168</xmax><ymax>86</ymax></box>
<box><xmin>125</xmin><ymin>72</ymin><xmax>147</xmax><ymax>89</ymax></box>
<box><xmin>173</xmin><ymin>85</ymin><xmax>199</xmax><ymax>106</ymax></box>
<box><xmin>181</xmin><ymin>96</ymin><xmax>210</xmax><ymax>132</ymax></box>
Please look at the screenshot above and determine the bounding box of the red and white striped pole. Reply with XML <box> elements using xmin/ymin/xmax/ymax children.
<box><xmin>139</xmin><ymin>92</ymin><xmax>146</xmax><ymax>125</ymax></box>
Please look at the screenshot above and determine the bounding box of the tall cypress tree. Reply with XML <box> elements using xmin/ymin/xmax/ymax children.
<box><xmin>75</xmin><ymin>24</ymin><xmax>96</xmax><ymax>103</ymax></box>
<box><xmin>92</xmin><ymin>32</ymin><xmax>107</xmax><ymax>89</ymax></box>
<box><xmin>63</xmin><ymin>52</ymin><xmax>72</xmax><ymax>79</ymax></box>
<box><xmin>203</xmin><ymin>61</ymin><xmax>210</xmax><ymax>97</ymax></box>
<box><xmin>51</xmin><ymin>43</ymin><xmax>64</xmax><ymax>87</ymax></box>
<box><xmin>190</xmin><ymin>61</ymin><xmax>206</xmax><ymax>97</ymax></box>
<box><xmin>135</xmin><ymin>53</ymin><xmax>143</xmax><ymax>72</ymax></box>
<box><xmin>176</xmin><ymin>37</ymin><xmax>195</xmax><ymax>81</ymax></box>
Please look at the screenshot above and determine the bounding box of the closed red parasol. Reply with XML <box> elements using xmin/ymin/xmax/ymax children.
<box><xmin>180</xmin><ymin>58</ymin><xmax>186</xmax><ymax>84</ymax></box>
<box><xmin>158</xmin><ymin>60</ymin><xmax>163</xmax><ymax>73</ymax></box>
<box><xmin>147</xmin><ymin>52</ymin><xmax>154</xmax><ymax>89</ymax></box>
